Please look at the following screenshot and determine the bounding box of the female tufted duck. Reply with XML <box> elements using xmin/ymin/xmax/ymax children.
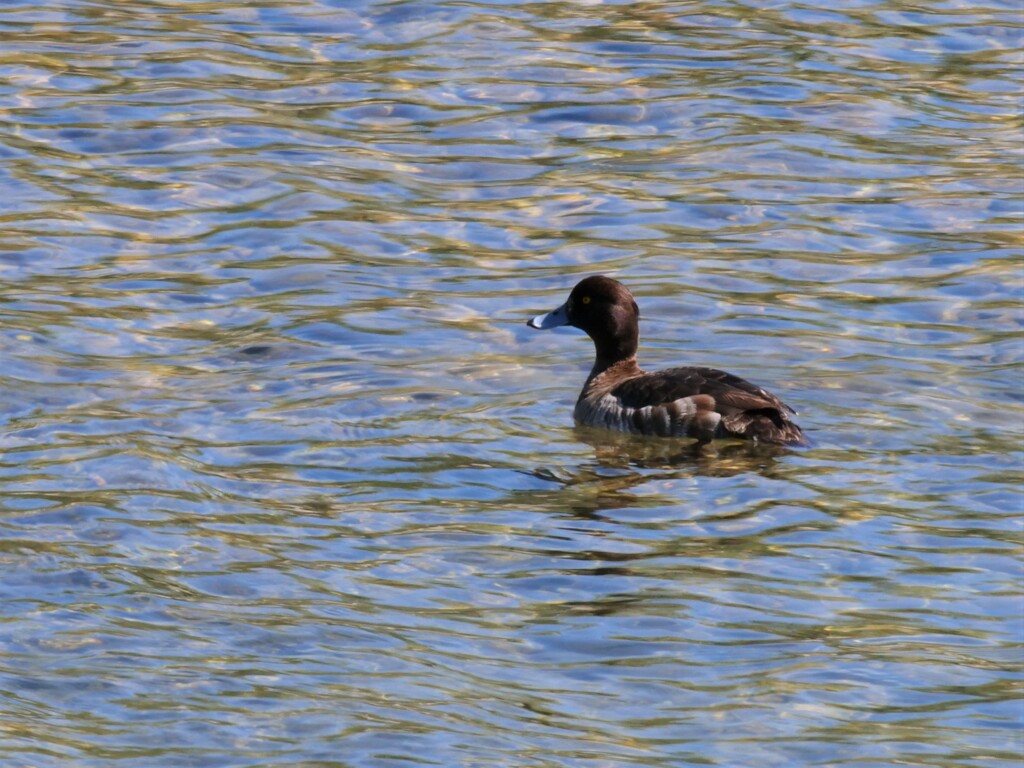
<box><xmin>527</xmin><ymin>275</ymin><xmax>807</xmax><ymax>447</ymax></box>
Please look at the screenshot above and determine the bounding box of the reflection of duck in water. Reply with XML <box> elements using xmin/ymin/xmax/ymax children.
<box><xmin>522</xmin><ymin>430</ymin><xmax>788</xmax><ymax>523</ymax></box>
<box><xmin>528</xmin><ymin>276</ymin><xmax>807</xmax><ymax>448</ymax></box>
<box><xmin>573</xmin><ymin>424</ymin><xmax>791</xmax><ymax>473</ymax></box>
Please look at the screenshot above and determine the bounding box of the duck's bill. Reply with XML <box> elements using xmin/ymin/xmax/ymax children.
<box><xmin>527</xmin><ymin>302</ymin><xmax>569</xmax><ymax>330</ymax></box>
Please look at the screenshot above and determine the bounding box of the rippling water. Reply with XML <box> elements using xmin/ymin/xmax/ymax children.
<box><xmin>1</xmin><ymin>0</ymin><xmax>1021</xmax><ymax>766</ymax></box>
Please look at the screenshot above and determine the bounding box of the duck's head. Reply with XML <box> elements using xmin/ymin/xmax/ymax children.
<box><xmin>528</xmin><ymin>275</ymin><xmax>639</xmax><ymax>367</ymax></box>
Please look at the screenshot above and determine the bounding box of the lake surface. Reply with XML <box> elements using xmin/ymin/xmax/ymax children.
<box><xmin>1</xmin><ymin>0</ymin><xmax>1021</xmax><ymax>766</ymax></box>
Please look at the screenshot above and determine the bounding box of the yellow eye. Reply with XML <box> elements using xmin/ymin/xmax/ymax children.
<box><xmin>581</xmin><ymin>296</ymin><xmax>591</xmax><ymax>304</ymax></box>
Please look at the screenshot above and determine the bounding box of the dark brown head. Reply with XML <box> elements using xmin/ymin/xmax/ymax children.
<box><xmin>528</xmin><ymin>275</ymin><xmax>640</xmax><ymax>369</ymax></box>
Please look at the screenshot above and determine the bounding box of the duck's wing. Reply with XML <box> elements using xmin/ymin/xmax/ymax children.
<box><xmin>612</xmin><ymin>366</ymin><xmax>797</xmax><ymax>414</ymax></box>
<box><xmin>611</xmin><ymin>366</ymin><xmax>807</xmax><ymax>446</ymax></box>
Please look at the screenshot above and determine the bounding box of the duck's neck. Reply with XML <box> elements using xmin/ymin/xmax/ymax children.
<box><xmin>589</xmin><ymin>332</ymin><xmax>639</xmax><ymax>377</ymax></box>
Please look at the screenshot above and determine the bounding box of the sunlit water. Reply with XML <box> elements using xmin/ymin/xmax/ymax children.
<box><xmin>1</xmin><ymin>1</ymin><xmax>1021</xmax><ymax>766</ymax></box>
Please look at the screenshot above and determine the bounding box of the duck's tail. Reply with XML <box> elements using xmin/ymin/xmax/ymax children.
<box><xmin>722</xmin><ymin>408</ymin><xmax>808</xmax><ymax>447</ymax></box>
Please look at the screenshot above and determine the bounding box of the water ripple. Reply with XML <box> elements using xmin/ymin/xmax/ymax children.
<box><xmin>0</xmin><ymin>0</ymin><xmax>1021</xmax><ymax>766</ymax></box>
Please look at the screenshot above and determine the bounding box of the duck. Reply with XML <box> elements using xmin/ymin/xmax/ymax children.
<box><xmin>527</xmin><ymin>275</ymin><xmax>807</xmax><ymax>447</ymax></box>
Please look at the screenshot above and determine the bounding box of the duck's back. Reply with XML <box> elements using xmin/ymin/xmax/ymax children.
<box><xmin>601</xmin><ymin>366</ymin><xmax>807</xmax><ymax>446</ymax></box>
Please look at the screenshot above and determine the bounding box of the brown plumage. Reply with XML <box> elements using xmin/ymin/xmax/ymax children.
<box><xmin>527</xmin><ymin>275</ymin><xmax>807</xmax><ymax>447</ymax></box>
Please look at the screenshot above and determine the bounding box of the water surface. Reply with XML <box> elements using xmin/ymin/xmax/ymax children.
<box><xmin>1</xmin><ymin>1</ymin><xmax>1021</xmax><ymax>766</ymax></box>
